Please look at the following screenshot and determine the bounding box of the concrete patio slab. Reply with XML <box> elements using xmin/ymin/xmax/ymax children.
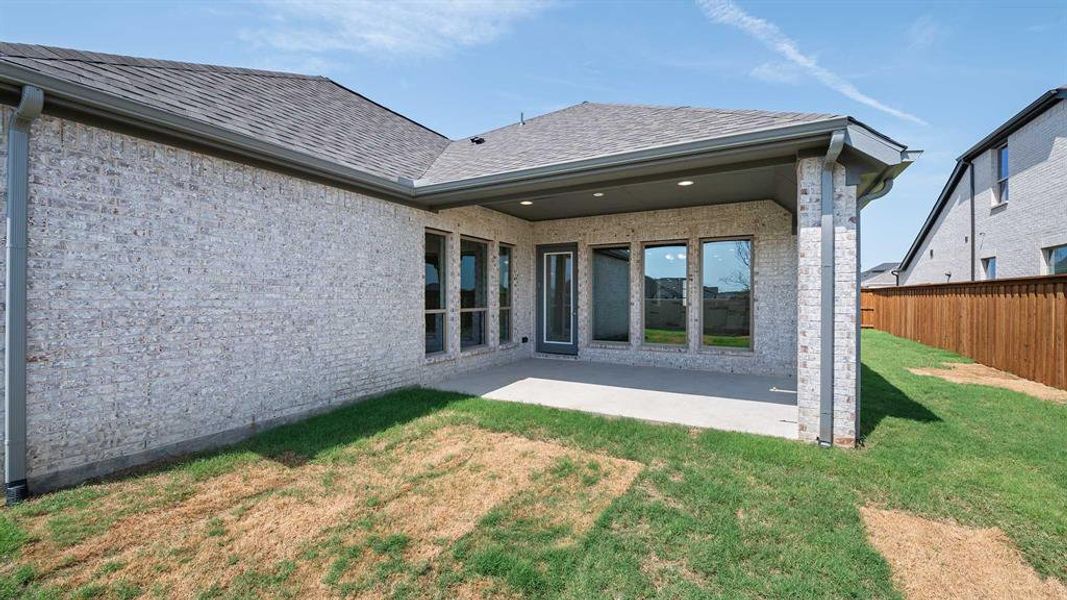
<box><xmin>431</xmin><ymin>359</ymin><xmax>798</xmax><ymax>439</ymax></box>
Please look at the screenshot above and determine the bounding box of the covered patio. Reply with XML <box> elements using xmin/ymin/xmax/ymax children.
<box><xmin>432</xmin><ymin>359</ymin><xmax>799</xmax><ymax>439</ymax></box>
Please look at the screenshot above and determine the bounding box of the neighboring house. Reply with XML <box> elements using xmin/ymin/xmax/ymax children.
<box><xmin>898</xmin><ymin>86</ymin><xmax>1067</xmax><ymax>285</ymax></box>
<box><xmin>0</xmin><ymin>43</ymin><xmax>917</xmax><ymax>496</ymax></box>
<box><xmin>860</xmin><ymin>262</ymin><xmax>900</xmax><ymax>288</ymax></box>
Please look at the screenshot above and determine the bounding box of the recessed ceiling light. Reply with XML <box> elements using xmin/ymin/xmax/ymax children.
<box><xmin>593</xmin><ymin>192</ymin><xmax>604</xmax><ymax>197</ymax></box>
<box><xmin>520</xmin><ymin>200</ymin><xmax>533</xmax><ymax>205</ymax></box>
<box><xmin>677</xmin><ymin>180</ymin><xmax>695</xmax><ymax>187</ymax></box>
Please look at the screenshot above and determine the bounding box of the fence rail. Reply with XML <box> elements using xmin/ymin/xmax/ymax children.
<box><xmin>861</xmin><ymin>275</ymin><xmax>1067</xmax><ymax>390</ymax></box>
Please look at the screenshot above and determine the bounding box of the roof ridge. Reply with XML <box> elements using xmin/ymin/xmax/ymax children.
<box><xmin>580</xmin><ymin>100</ymin><xmax>840</xmax><ymax>119</ymax></box>
<box><xmin>451</xmin><ymin>100</ymin><xmax>841</xmax><ymax>142</ymax></box>
<box><xmin>0</xmin><ymin>41</ymin><xmax>325</xmax><ymax>80</ymax></box>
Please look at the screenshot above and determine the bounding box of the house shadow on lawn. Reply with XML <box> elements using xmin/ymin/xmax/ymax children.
<box><xmin>861</xmin><ymin>364</ymin><xmax>940</xmax><ymax>439</ymax></box>
<box><xmin>246</xmin><ymin>388</ymin><xmax>471</xmax><ymax>466</ymax></box>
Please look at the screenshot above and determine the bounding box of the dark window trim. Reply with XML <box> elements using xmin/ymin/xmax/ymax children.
<box><xmin>590</xmin><ymin>243</ymin><xmax>632</xmax><ymax>344</ymax></box>
<box><xmin>640</xmin><ymin>240</ymin><xmax>690</xmax><ymax>348</ymax></box>
<box><xmin>424</xmin><ymin>230</ymin><xmax>449</xmax><ymax>356</ymax></box>
<box><xmin>699</xmin><ymin>236</ymin><xmax>755</xmax><ymax>352</ymax></box>
<box><xmin>498</xmin><ymin>242</ymin><xmax>514</xmax><ymax>344</ymax></box>
<box><xmin>460</xmin><ymin>236</ymin><xmax>489</xmax><ymax>350</ymax></box>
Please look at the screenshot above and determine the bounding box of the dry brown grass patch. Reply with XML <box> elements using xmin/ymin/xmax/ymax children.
<box><xmin>860</xmin><ymin>506</ymin><xmax>1067</xmax><ymax>600</ymax></box>
<box><xmin>909</xmin><ymin>362</ymin><xmax>1067</xmax><ymax>403</ymax></box>
<box><xmin>11</xmin><ymin>424</ymin><xmax>642</xmax><ymax>598</ymax></box>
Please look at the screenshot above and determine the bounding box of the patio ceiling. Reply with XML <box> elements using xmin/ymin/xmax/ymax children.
<box><xmin>484</xmin><ymin>162</ymin><xmax>797</xmax><ymax>221</ymax></box>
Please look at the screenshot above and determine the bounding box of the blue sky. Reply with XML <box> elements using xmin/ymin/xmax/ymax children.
<box><xmin>3</xmin><ymin>0</ymin><xmax>1065</xmax><ymax>269</ymax></box>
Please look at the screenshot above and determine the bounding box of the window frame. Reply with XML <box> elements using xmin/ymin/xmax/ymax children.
<box><xmin>641</xmin><ymin>240</ymin><xmax>689</xmax><ymax>347</ymax></box>
<box><xmin>498</xmin><ymin>243</ymin><xmax>514</xmax><ymax>345</ymax></box>
<box><xmin>982</xmin><ymin>256</ymin><xmax>997</xmax><ymax>280</ymax></box>
<box><xmin>995</xmin><ymin>143</ymin><xmax>1009</xmax><ymax>205</ymax></box>
<box><xmin>1045</xmin><ymin>244</ymin><xmax>1067</xmax><ymax>275</ymax></box>
<box><xmin>459</xmin><ymin>236</ymin><xmax>489</xmax><ymax>351</ymax></box>
<box><xmin>590</xmin><ymin>244</ymin><xmax>632</xmax><ymax>344</ymax></box>
<box><xmin>699</xmin><ymin>236</ymin><xmax>755</xmax><ymax>351</ymax></box>
<box><xmin>424</xmin><ymin>229</ymin><xmax>449</xmax><ymax>356</ymax></box>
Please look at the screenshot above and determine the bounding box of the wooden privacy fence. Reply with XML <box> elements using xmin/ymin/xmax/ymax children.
<box><xmin>861</xmin><ymin>275</ymin><xmax>1067</xmax><ymax>390</ymax></box>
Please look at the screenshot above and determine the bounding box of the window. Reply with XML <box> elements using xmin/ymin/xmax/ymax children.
<box><xmin>498</xmin><ymin>244</ymin><xmax>513</xmax><ymax>344</ymax></box>
<box><xmin>995</xmin><ymin>144</ymin><xmax>1009</xmax><ymax>204</ymax></box>
<box><xmin>982</xmin><ymin>257</ymin><xmax>997</xmax><ymax>280</ymax></box>
<box><xmin>644</xmin><ymin>243</ymin><xmax>687</xmax><ymax>345</ymax></box>
<box><xmin>592</xmin><ymin>246</ymin><xmax>630</xmax><ymax>342</ymax></box>
<box><xmin>1047</xmin><ymin>244</ymin><xmax>1067</xmax><ymax>275</ymax></box>
<box><xmin>460</xmin><ymin>238</ymin><xmax>488</xmax><ymax>349</ymax></box>
<box><xmin>424</xmin><ymin>231</ymin><xmax>447</xmax><ymax>354</ymax></box>
<box><xmin>702</xmin><ymin>239</ymin><xmax>752</xmax><ymax>349</ymax></box>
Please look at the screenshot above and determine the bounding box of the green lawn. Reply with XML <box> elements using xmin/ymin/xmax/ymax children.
<box><xmin>1</xmin><ymin>330</ymin><xmax>1064</xmax><ymax>599</ymax></box>
<box><xmin>643</xmin><ymin>328</ymin><xmax>750</xmax><ymax>348</ymax></box>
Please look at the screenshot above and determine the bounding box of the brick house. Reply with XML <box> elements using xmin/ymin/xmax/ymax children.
<box><xmin>898</xmin><ymin>86</ymin><xmax>1066</xmax><ymax>284</ymax></box>
<box><xmin>0</xmin><ymin>43</ymin><xmax>917</xmax><ymax>497</ymax></box>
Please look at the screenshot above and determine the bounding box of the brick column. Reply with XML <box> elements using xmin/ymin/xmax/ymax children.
<box><xmin>796</xmin><ymin>157</ymin><xmax>859</xmax><ymax>446</ymax></box>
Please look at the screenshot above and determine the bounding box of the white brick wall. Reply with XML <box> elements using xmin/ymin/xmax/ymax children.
<box><xmin>1</xmin><ymin>108</ymin><xmax>535</xmax><ymax>487</ymax></box>
<box><xmin>533</xmin><ymin>201</ymin><xmax>797</xmax><ymax>377</ymax></box>
<box><xmin>901</xmin><ymin>99</ymin><xmax>1067</xmax><ymax>284</ymax></box>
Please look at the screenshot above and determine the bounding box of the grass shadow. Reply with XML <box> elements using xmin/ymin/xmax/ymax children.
<box><xmin>860</xmin><ymin>364</ymin><xmax>941</xmax><ymax>439</ymax></box>
<box><xmin>244</xmin><ymin>387</ymin><xmax>470</xmax><ymax>463</ymax></box>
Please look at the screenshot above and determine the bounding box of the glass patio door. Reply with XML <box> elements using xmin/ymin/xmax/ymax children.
<box><xmin>537</xmin><ymin>243</ymin><xmax>578</xmax><ymax>355</ymax></box>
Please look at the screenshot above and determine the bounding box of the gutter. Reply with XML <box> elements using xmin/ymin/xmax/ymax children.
<box><xmin>5</xmin><ymin>84</ymin><xmax>43</xmax><ymax>505</ymax></box>
<box><xmin>819</xmin><ymin>129</ymin><xmax>846</xmax><ymax>447</ymax></box>
<box><xmin>1</xmin><ymin>58</ymin><xmax>918</xmax><ymax>211</ymax></box>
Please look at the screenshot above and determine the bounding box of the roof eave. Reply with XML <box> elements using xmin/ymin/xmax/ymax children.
<box><xmin>900</xmin><ymin>86</ymin><xmax>1066</xmax><ymax>272</ymax></box>
<box><xmin>0</xmin><ymin>58</ymin><xmax>917</xmax><ymax>213</ymax></box>
<box><xmin>957</xmin><ymin>87</ymin><xmax>1066</xmax><ymax>161</ymax></box>
<box><xmin>414</xmin><ymin>117</ymin><xmax>913</xmax><ymax>203</ymax></box>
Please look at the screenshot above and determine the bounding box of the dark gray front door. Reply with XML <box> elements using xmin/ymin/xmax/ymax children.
<box><xmin>537</xmin><ymin>243</ymin><xmax>578</xmax><ymax>355</ymax></box>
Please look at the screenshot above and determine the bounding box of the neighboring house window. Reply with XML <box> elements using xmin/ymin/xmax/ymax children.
<box><xmin>498</xmin><ymin>244</ymin><xmax>513</xmax><ymax>344</ymax></box>
<box><xmin>425</xmin><ymin>231</ymin><xmax>447</xmax><ymax>355</ymax></box>
<box><xmin>995</xmin><ymin>143</ymin><xmax>1009</xmax><ymax>204</ymax></box>
<box><xmin>982</xmin><ymin>257</ymin><xmax>997</xmax><ymax>280</ymax></box>
<box><xmin>702</xmin><ymin>239</ymin><xmax>752</xmax><ymax>349</ymax></box>
<box><xmin>592</xmin><ymin>246</ymin><xmax>631</xmax><ymax>342</ymax></box>
<box><xmin>1047</xmin><ymin>244</ymin><xmax>1067</xmax><ymax>275</ymax></box>
<box><xmin>460</xmin><ymin>238</ymin><xmax>488</xmax><ymax>349</ymax></box>
<box><xmin>644</xmin><ymin>243</ymin><xmax>687</xmax><ymax>345</ymax></box>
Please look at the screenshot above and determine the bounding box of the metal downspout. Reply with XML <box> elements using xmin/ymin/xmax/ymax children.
<box><xmin>819</xmin><ymin>130</ymin><xmax>846</xmax><ymax>447</ymax></box>
<box><xmin>968</xmin><ymin>162</ymin><xmax>976</xmax><ymax>281</ymax></box>
<box><xmin>5</xmin><ymin>85</ymin><xmax>43</xmax><ymax>505</ymax></box>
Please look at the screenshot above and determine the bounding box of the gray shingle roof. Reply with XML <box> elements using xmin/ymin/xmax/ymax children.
<box><xmin>417</xmin><ymin>102</ymin><xmax>839</xmax><ymax>184</ymax></box>
<box><xmin>1</xmin><ymin>42</ymin><xmax>843</xmax><ymax>188</ymax></box>
<box><xmin>0</xmin><ymin>42</ymin><xmax>449</xmax><ymax>181</ymax></box>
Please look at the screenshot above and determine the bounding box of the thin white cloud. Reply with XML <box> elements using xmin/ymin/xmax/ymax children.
<box><xmin>242</xmin><ymin>0</ymin><xmax>551</xmax><ymax>58</ymax></box>
<box><xmin>906</xmin><ymin>15</ymin><xmax>944</xmax><ymax>52</ymax></box>
<box><xmin>750</xmin><ymin>61</ymin><xmax>801</xmax><ymax>85</ymax></box>
<box><xmin>696</xmin><ymin>0</ymin><xmax>927</xmax><ymax>125</ymax></box>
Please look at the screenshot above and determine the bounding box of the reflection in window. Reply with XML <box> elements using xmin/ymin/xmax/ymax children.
<box><xmin>499</xmin><ymin>245</ymin><xmax>513</xmax><ymax>344</ymax></box>
<box><xmin>425</xmin><ymin>231</ymin><xmax>447</xmax><ymax>354</ymax></box>
<box><xmin>544</xmin><ymin>252</ymin><xmax>573</xmax><ymax>343</ymax></box>
<box><xmin>1048</xmin><ymin>244</ymin><xmax>1067</xmax><ymax>275</ymax></box>
<box><xmin>644</xmin><ymin>244</ymin><xmax>687</xmax><ymax>345</ymax></box>
<box><xmin>460</xmin><ymin>238</ymin><xmax>488</xmax><ymax>349</ymax></box>
<box><xmin>592</xmin><ymin>247</ymin><xmax>630</xmax><ymax>342</ymax></box>
<box><xmin>996</xmin><ymin>144</ymin><xmax>1009</xmax><ymax>203</ymax></box>
<box><xmin>702</xmin><ymin>240</ymin><xmax>752</xmax><ymax>349</ymax></box>
<box><xmin>982</xmin><ymin>257</ymin><xmax>997</xmax><ymax>280</ymax></box>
